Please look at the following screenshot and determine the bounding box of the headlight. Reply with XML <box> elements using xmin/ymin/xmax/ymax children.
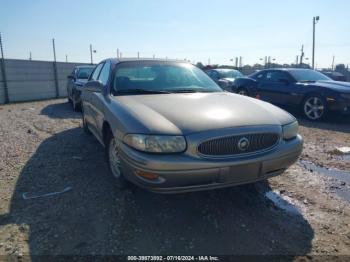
<box><xmin>282</xmin><ymin>121</ymin><xmax>298</xmax><ymax>140</ymax></box>
<box><xmin>123</xmin><ymin>134</ymin><xmax>187</xmax><ymax>153</ymax></box>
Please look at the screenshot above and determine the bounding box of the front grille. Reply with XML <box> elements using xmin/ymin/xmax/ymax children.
<box><xmin>198</xmin><ymin>133</ymin><xmax>279</xmax><ymax>156</ymax></box>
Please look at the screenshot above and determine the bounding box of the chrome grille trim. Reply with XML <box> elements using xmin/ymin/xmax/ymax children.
<box><xmin>197</xmin><ymin>133</ymin><xmax>280</xmax><ymax>157</ymax></box>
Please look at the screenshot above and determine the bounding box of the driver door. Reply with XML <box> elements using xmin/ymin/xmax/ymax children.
<box><xmin>257</xmin><ymin>71</ymin><xmax>293</xmax><ymax>105</ymax></box>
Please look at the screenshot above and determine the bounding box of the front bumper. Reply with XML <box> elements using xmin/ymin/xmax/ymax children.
<box><xmin>327</xmin><ymin>97</ymin><xmax>350</xmax><ymax>115</ymax></box>
<box><xmin>119</xmin><ymin>135</ymin><xmax>303</xmax><ymax>193</ymax></box>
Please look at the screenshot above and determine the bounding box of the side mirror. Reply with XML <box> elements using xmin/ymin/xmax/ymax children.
<box><xmin>67</xmin><ymin>75</ymin><xmax>75</xmax><ymax>80</ymax></box>
<box><xmin>84</xmin><ymin>80</ymin><xmax>103</xmax><ymax>93</ymax></box>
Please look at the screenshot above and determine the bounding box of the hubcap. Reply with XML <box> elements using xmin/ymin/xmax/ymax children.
<box><xmin>304</xmin><ymin>97</ymin><xmax>324</xmax><ymax>120</ymax></box>
<box><xmin>109</xmin><ymin>138</ymin><xmax>122</xmax><ymax>178</ymax></box>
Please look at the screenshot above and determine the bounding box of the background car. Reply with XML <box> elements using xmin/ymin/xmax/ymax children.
<box><xmin>232</xmin><ymin>68</ymin><xmax>350</xmax><ymax>121</ymax></box>
<box><xmin>67</xmin><ymin>65</ymin><xmax>95</xmax><ymax>111</ymax></box>
<box><xmin>206</xmin><ymin>68</ymin><xmax>244</xmax><ymax>92</ymax></box>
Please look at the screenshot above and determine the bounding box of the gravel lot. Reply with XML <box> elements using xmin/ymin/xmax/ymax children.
<box><xmin>0</xmin><ymin>99</ymin><xmax>350</xmax><ymax>259</ymax></box>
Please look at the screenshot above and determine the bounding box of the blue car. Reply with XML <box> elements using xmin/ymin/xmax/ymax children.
<box><xmin>67</xmin><ymin>65</ymin><xmax>95</xmax><ymax>111</ymax></box>
<box><xmin>232</xmin><ymin>68</ymin><xmax>350</xmax><ymax>120</ymax></box>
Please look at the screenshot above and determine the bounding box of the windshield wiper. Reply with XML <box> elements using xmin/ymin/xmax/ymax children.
<box><xmin>114</xmin><ymin>89</ymin><xmax>171</xmax><ymax>95</ymax></box>
<box><xmin>299</xmin><ymin>80</ymin><xmax>316</xmax><ymax>83</ymax></box>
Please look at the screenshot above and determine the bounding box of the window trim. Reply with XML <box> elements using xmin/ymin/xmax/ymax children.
<box><xmin>89</xmin><ymin>62</ymin><xmax>105</xmax><ymax>81</ymax></box>
<box><xmin>97</xmin><ymin>61</ymin><xmax>111</xmax><ymax>86</ymax></box>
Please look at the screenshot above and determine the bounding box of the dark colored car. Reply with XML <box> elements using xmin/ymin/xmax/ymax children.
<box><xmin>206</xmin><ymin>69</ymin><xmax>244</xmax><ymax>92</ymax></box>
<box><xmin>67</xmin><ymin>65</ymin><xmax>95</xmax><ymax>111</ymax></box>
<box><xmin>233</xmin><ymin>68</ymin><xmax>350</xmax><ymax>120</ymax></box>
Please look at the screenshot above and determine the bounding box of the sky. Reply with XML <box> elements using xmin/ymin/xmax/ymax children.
<box><xmin>1</xmin><ymin>0</ymin><xmax>349</xmax><ymax>68</ymax></box>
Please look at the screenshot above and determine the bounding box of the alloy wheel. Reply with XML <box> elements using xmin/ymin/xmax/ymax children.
<box><xmin>304</xmin><ymin>96</ymin><xmax>325</xmax><ymax>120</ymax></box>
<box><xmin>109</xmin><ymin>138</ymin><xmax>122</xmax><ymax>178</ymax></box>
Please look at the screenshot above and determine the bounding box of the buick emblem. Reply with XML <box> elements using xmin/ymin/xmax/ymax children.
<box><xmin>238</xmin><ymin>137</ymin><xmax>250</xmax><ymax>151</ymax></box>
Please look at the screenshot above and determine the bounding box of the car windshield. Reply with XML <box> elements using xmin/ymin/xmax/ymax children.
<box><xmin>218</xmin><ymin>70</ymin><xmax>243</xmax><ymax>78</ymax></box>
<box><xmin>289</xmin><ymin>69</ymin><xmax>331</xmax><ymax>82</ymax></box>
<box><xmin>112</xmin><ymin>62</ymin><xmax>222</xmax><ymax>94</ymax></box>
<box><xmin>77</xmin><ymin>67</ymin><xmax>94</xmax><ymax>79</ymax></box>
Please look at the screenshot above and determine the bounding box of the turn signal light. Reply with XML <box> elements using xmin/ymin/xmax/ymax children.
<box><xmin>135</xmin><ymin>170</ymin><xmax>159</xmax><ymax>180</ymax></box>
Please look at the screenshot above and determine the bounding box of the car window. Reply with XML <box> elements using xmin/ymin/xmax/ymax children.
<box><xmin>90</xmin><ymin>63</ymin><xmax>104</xmax><ymax>81</ymax></box>
<box><xmin>255</xmin><ymin>72</ymin><xmax>265</xmax><ymax>80</ymax></box>
<box><xmin>289</xmin><ymin>69</ymin><xmax>331</xmax><ymax>82</ymax></box>
<box><xmin>208</xmin><ymin>70</ymin><xmax>219</xmax><ymax>79</ymax></box>
<box><xmin>219</xmin><ymin>70</ymin><xmax>243</xmax><ymax>78</ymax></box>
<box><xmin>77</xmin><ymin>67</ymin><xmax>94</xmax><ymax>79</ymax></box>
<box><xmin>98</xmin><ymin>61</ymin><xmax>111</xmax><ymax>85</ymax></box>
<box><xmin>265</xmin><ymin>71</ymin><xmax>289</xmax><ymax>82</ymax></box>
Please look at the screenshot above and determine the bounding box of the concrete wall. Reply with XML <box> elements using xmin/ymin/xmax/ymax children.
<box><xmin>0</xmin><ymin>59</ymin><xmax>92</xmax><ymax>104</ymax></box>
<box><xmin>0</xmin><ymin>60</ymin><xmax>5</xmax><ymax>104</ymax></box>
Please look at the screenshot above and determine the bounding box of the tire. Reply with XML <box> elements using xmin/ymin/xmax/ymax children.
<box><xmin>302</xmin><ymin>94</ymin><xmax>327</xmax><ymax>121</ymax></box>
<box><xmin>237</xmin><ymin>87</ymin><xmax>249</xmax><ymax>96</ymax></box>
<box><xmin>72</xmin><ymin>93</ymin><xmax>81</xmax><ymax>112</ymax></box>
<box><xmin>105</xmin><ymin>131</ymin><xmax>129</xmax><ymax>189</ymax></box>
<box><xmin>67</xmin><ymin>90</ymin><xmax>72</xmax><ymax>104</ymax></box>
<box><xmin>81</xmin><ymin>105</ymin><xmax>91</xmax><ymax>135</ymax></box>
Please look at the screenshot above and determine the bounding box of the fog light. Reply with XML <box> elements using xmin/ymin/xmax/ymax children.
<box><xmin>135</xmin><ymin>170</ymin><xmax>159</xmax><ymax>180</ymax></box>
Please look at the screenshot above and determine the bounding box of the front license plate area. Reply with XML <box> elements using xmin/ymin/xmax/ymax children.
<box><xmin>219</xmin><ymin>163</ymin><xmax>261</xmax><ymax>183</ymax></box>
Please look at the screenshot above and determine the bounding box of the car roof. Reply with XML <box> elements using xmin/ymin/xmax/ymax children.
<box><xmin>75</xmin><ymin>65</ymin><xmax>95</xmax><ymax>69</ymax></box>
<box><xmin>263</xmin><ymin>68</ymin><xmax>312</xmax><ymax>71</ymax></box>
<box><xmin>212</xmin><ymin>68</ymin><xmax>240</xmax><ymax>72</ymax></box>
<box><xmin>102</xmin><ymin>58</ymin><xmax>189</xmax><ymax>65</ymax></box>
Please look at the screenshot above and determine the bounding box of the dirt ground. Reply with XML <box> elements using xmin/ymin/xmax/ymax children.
<box><xmin>0</xmin><ymin>99</ymin><xmax>349</xmax><ymax>260</ymax></box>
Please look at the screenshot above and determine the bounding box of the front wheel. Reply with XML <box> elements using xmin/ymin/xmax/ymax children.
<box><xmin>81</xmin><ymin>104</ymin><xmax>91</xmax><ymax>135</ymax></box>
<box><xmin>237</xmin><ymin>88</ymin><xmax>249</xmax><ymax>96</ymax></box>
<box><xmin>302</xmin><ymin>95</ymin><xmax>327</xmax><ymax>121</ymax></box>
<box><xmin>72</xmin><ymin>93</ymin><xmax>81</xmax><ymax>112</ymax></box>
<box><xmin>67</xmin><ymin>89</ymin><xmax>72</xmax><ymax>104</ymax></box>
<box><xmin>106</xmin><ymin>132</ymin><xmax>129</xmax><ymax>189</ymax></box>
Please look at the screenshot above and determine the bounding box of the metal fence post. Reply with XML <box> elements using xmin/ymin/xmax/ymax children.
<box><xmin>52</xmin><ymin>38</ymin><xmax>59</xmax><ymax>98</ymax></box>
<box><xmin>0</xmin><ymin>32</ymin><xmax>9</xmax><ymax>103</ymax></box>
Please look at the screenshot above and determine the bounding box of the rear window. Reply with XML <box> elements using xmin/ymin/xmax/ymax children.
<box><xmin>77</xmin><ymin>67</ymin><xmax>94</xmax><ymax>79</ymax></box>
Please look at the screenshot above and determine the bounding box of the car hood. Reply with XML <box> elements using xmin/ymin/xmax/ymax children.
<box><xmin>113</xmin><ymin>92</ymin><xmax>295</xmax><ymax>135</ymax></box>
<box><xmin>311</xmin><ymin>80</ymin><xmax>350</xmax><ymax>92</ymax></box>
